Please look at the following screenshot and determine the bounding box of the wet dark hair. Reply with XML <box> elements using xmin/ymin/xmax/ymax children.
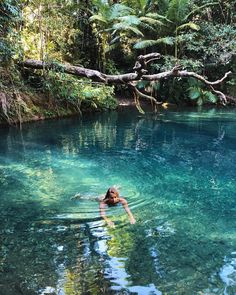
<box><xmin>104</xmin><ymin>187</ymin><xmax>119</xmax><ymax>200</ymax></box>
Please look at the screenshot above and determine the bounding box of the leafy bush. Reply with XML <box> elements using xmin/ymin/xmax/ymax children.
<box><xmin>43</xmin><ymin>71</ymin><xmax>117</xmax><ymax>111</ymax></box>
<box><xmin>187</xmin><ymin>78</ymin><xmax>218</xmax><ymax>105</ymax></box>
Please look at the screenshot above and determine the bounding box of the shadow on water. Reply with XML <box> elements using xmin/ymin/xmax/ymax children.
<box><xmin>1</xmin><ymin>107</ymin><xmax>236</xmax><ymax>294</ymax></box>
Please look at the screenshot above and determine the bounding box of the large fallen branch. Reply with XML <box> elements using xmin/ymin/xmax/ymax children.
<box><xmin>22</xmin><ymin>54</ymin><xmax>232</xmax><ymax>108</ymax></box>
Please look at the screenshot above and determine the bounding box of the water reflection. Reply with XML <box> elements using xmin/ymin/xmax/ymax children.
<box><xmin>0</xmin><ymin>107</ymin><xmax>236</xmax><ymax>294</ymax></box>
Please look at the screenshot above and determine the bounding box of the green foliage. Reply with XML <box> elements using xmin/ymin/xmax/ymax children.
<box><xmin>184</xmin><ymin>22</ymin><xmax>236</xmax><ymax>61</ymax></box>
<box><xmin>43</xmin><ymin>71</ymin><xmax>117</xmax><ymax>110</ymax></box>
<box><xmin>134</xmin><ymin>37</ymin><xmax>174</xmax><ymax>49</ymax></box>
<box><xmin>110</xmin><ymin>4</ymin><xmax>134</xmax><ymax>18</ymax></box>
<box><xmin>176</xmin><ymin>22</ymin><xmax>200</xmax><ymax>32</ymax></box>
<box><xmin>167</xmin><ymin>0</ymin><xmax>191</xmax><ymax>24</ymax></box>
<box><xmin>112</xmin><ymin>22</ymin><xmax>144</xmax><ymax>36</ymax></box>
<box><xmin>21</xmin><ymin>0</ymin><xmax>83</xmax><ymax>62</ymax></box>
<box><xmin>187</xmin><ymin>78</ymin><xmax>218</xmax><ymax>105</ymax></box>
<box><xmin>0</xmin><ymin>0</ymin><xmax>21</xmax><ymax>64</ymax></box>
<box><xmin>1</xmin><ymin>0</ymin><xmax>236</xmax><ymax>112</ymax></box>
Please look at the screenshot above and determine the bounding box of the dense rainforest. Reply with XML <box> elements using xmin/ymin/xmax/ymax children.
<box><xmin>0</xmin><ymin>0</ymin><xmax>236</xmax><ymax>124</ymax></box>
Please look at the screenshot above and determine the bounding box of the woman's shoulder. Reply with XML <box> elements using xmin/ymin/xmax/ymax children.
<box><xmin>119</xmin><ymin>197</ymin><xmax>128</xmax><ymax>204</ymax></box>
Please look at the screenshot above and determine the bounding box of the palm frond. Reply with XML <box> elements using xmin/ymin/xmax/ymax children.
<box><xmin>146</xmin><ymin>12</ymin><xmax>173</xmax><ymax>24</ymax></box>
<box><xmin>139</xmin><ymin>22</ymin><xmax>157</xmax><ymax>32</ymax></box>
<box><xmin>112</xmin><ymin>23</ymin><xmax>144</xmax><ymax>36</ymax></box>
<box><xmin>137</xmin><ymin>0</ymin><xmax>153</xmax><ymax>14</ymax></box>
<box><xmin>167</xmin><ymin>0</ymin><xmax>190</xmax><ymax>23</ymax></box>
<box><xmin>89</xmin><ymin>15</ymin><xmax>108</xmax><ymax>24</ymax></box>
<box><xmin>110</xmin><ymin>4</ymin><xmax>134</xmax><ymax>19</ymax></box>
<box><xmin>134</xmin><ymin>36</ymin><xmax>174</xmax><ymax>49</ymax></box>
<box><xmin>157</xmin><ymin>37</ymin><xmax>175</xmax><ymax>45</ymax></box>
<box><xmin>139</xmin><ymin>16</ymin><xmax>164</xmax><ymax>26</ymax></box>
<box><xmin>117</xmin><ymin>15</ymin><xmax>141</xmax><ymax>26</ymax></box>
<box><xmin>134</xmin><ymin>39</ymin><xmax>159</xmax><ymax>49</ymax></box>
<box><xmin>176</xmin><ymin>22</ymin><xmax>200</xmax><ymax>32</ymax></box>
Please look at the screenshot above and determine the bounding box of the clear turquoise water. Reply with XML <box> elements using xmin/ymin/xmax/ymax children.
<box><xmin>1</xmin><ymin>108</ymin><xmax>236</xmax><ymax>295</ymax></box>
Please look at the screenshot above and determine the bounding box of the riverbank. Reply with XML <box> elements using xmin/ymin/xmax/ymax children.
<box><xmin>0</xmin><ymin>89</ymin><xmax>78</xmax><ymax>126</ymax></box>
<box><xmin>0</xmin><ymin>65</ymin><xmax>119</xmax><ymax>126</ymax></box>
<box><xmin>0</xmin><ymin>85</ymin><xmax>119</xmax><ymax>126</ymax></box>
<box><xmin>1</xmin><ymin>85</ymin><xmax>235</xmax><ymax>126</ymax></box>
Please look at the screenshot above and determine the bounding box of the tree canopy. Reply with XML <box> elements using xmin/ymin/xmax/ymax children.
<box><xmin>0</xmin><ymin>0</ymin><xmax>236</xmax><ymax>122</ymax></box>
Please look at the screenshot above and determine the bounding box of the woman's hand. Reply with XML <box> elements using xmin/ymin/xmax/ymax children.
<box><xmin>130</xmin><ymin>217</ymin><xmax>136</xmax><ymax>224</ymax></box>
<box><xmin>107</xmin><ymin>220</ymin><xmax>115</xmax><ymax>228</ymax></box>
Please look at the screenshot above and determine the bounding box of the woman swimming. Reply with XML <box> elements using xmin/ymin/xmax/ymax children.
<box><xmin>99</xmin><ymin>187</ymin><xmax>136</xmax><ymax>227</ymax></box>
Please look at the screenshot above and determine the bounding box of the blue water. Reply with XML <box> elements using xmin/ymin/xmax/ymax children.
<box><xmin>1</xmin><ymin>108</ymin><xmax>236</xmax><ymax>295</ymax></box>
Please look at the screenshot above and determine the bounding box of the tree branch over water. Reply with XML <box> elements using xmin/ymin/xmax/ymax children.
<box><xmin>22</xmin><ymin>53</ymin><xmax>232</xmax><ymax>108</ymax></box>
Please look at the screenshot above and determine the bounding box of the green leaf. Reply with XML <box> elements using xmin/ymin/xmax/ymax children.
<box><xmin>112</xmin><ymin>23</ymin><xmax>144</xmax><ymax>36</ymax></box>
<box><xmin>110</xmin><ymin>36</ymin><xmax>121</xmax><ymax>44</ymax></box>
<box><xmin>134</xmin><ymin>40</ymin><xmax>158</xmax><ymax>49</ymax></box>
<box><xmin>197</xmin><ymin>97</ymin><xmax>203</xmax><ymax>106</ymax></box>
<box><xmin>157</xmin><ymin>37</ymin><xmax>175</xmax><ymax>45</ymax></box>
<box><xmin>137</xmin><ymin>80</ymin><xmax>149</xmax><ymax>89</ymax></box>
<box><xmin>204</xmin><ymin>91</ymin><xmax>218</xmax><ymax>103</ymax></box>
<box><xmin>89</xmin><ymin>15</ymin><xmax>107</xmax><ymax>24</ymax></box>
<box><xmin>189</xmin><ymin>87</ymin><xmax>201</xmax><ymax>100</ymax></box>
<box><xmin>139</xmin><ymin>22</ymin><xmax>157</xmax><ymax>32</ymax></box>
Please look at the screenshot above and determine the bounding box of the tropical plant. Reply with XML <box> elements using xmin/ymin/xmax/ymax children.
<box><xmin>90</xmin><ymin>1</ymin><xmax>165</xmax><ymax>70</ymax></box>
<box><xmin>187</xmin><ymin>78</ymin><xmax>218</xmax><ymax>105</ymax></box>
<box><xmin>43</xmin><ymin>70</ymin><xmax>117</xmax><ymax>111</ymax></box>
<box><xmin>133</xmin><ymin>0</ymin><xmax>206</xmax><ymax>59</ymax></box>
<box><xmin>0</xmin><ymin>0</ymin><xmax>21</xmax><ymax>64</ymax></box>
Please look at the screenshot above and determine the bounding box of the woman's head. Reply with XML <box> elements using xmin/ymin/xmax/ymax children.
<box><xmin>104</xmin><ymin>187</ymin><xmax>120</xmax><ymax>204</ymax></box>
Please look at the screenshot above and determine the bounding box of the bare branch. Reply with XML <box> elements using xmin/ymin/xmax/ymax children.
<box><xmin>209</xmin><ymin>86</ymin><xmax>227</xmax><ymax>105</ymax></box>
<box><xmin>129</xmin><ymin>83</ymin><xmax>162</xmax><ymax>106</ymax></box>
<box><xmin>143</xmin><ymin>69</ymin><xmax>232</xmax><ymax>85</ymax></box>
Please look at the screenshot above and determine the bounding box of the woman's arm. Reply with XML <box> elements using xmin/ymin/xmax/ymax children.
<box><xmin>99</xmin><ymin>201</ymin><xmax>115</xmax><ymax>227</ymax></box>
<box><xmin>120</xmin><ymin>198</ymin><xmax>136</xmax><ymax>224</ymax></box>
